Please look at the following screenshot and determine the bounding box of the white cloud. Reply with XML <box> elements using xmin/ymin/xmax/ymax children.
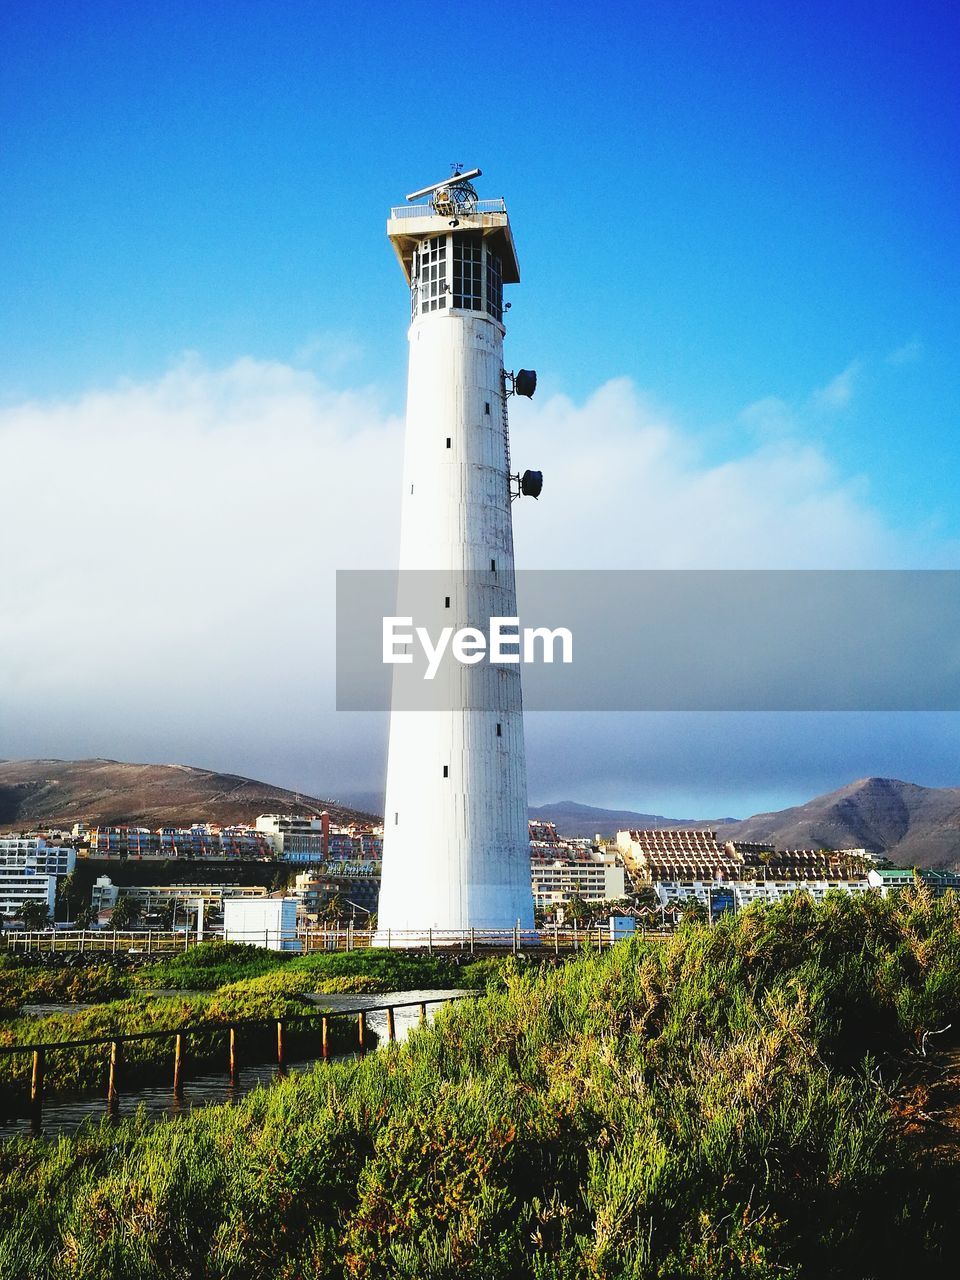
<box><xmin>510</xmin><ymin>377</ymin><xmax>938</xmax><ymax>570</ymax></box>
<box><xmin>886</xmin><ymin>337</ymin><xmax>923</xmax><ymax>366</ymax></box>
<box><xmin>1</xmin><ymin>356</ymin><xmax>401</xmax><ymax>728</ymax></box>
<box><xmin>293</xmin><ymin>330</ymin><xmax>365</xmax><ymax>375</ymax></box>
<box><xmin>738</xmin><ymin>395</ymin><xmax>797</xmax><ymax>440</ymax></box>
<box><xmin>2</xmin><ymin>356</ymin><xmax>956</xmax><ymax>791</ymax></box>
<box><xmin>811</xmin><ymin>360</ymin><xmax>861</xmax><ymax>411</ymax></box>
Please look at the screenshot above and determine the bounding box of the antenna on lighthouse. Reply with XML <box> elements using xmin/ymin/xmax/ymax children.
<box><xmin>406</xmin><ymin>167</ymin><xmax>482</xmax><ymax>215</ymax></box>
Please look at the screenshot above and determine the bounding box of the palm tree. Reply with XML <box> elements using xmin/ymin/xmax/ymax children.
<box><xmin>19</xmin><ymin>899</ymin><xmax>51</xmax><ymax>931</ymax></box>
<box><xmin>109</xmin><ymin>895</ymin><xmax>141</xmax><ymax>930</ymax></box>
<box><xmin>322</xmin><ymin>893</ymin><xmax>347</xmax><ymax>923</ymax></box>
<box><xmin>73</xmin><ymin>903</ymin><xmax>94</xmax><ymax>930</ymax></box>
<box><xmin>564</xmin><ymin>894</ymin><xmax>590</xmax><ymax>924</ymax></box>
<box><xmin>153</xmin><ymin>900</ymin><xmax>175</xmax><ymax>931</ymax></box>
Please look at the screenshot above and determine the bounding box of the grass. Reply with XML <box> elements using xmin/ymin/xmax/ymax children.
<box><xmin>0</xmin><ymin>971</ymin><xmax>371</xmax><ymax>1104</ymax></box>
<box><xmin>0</xmin><ymin>942</ymin><xmax>497</xmax><ymax>1106</ymax></box>
<box><xmin>0</xmin><ymin>888</ymin><xmax>959</xmax><ymax>1276</ymax></box>
<box><xmin>0</xmin><ymin>958</ymin><xmax>132</xmax><ymax>1016</ymax></box>
<box><xmin>134</xmin><ymin>941</ymin><xmax>503</xmax><ymax>993</ymax></box>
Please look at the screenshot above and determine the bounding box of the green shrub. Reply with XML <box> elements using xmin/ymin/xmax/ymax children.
<box><xmin>1</xmin><ymin>891</ymin><xmax>959</xmax><ymax>1277</ymax></box>
<box><xmin>0</xmin><ymin>965</ymin><xmax>132</xmax><ymax>1019</ymax></box>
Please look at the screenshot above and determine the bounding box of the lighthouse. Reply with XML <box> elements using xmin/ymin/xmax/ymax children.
<box><xmin>376</xmin><ymin>170</ymin><xmax>537</xmax><ymax>940</ymax></box>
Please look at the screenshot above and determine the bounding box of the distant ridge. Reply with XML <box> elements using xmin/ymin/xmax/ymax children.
<box><xmin>531</xmin><ymin>778</ymin><xmax>960</xmax><ymax>869</ymax></box>
<box><xmin>4</xmin><ymin>761</ymin><xmax>958</xmax><ymax>869</ymax></box>
<box><xmin>527</xmin><ymin>800</ymin><xmax>733</xmax><ymax>839</ymax></box>
<box><xmin>0</xmin><ymin>759</ymin><xmax>376</xmax><ymax>831</ymax></box>
<box><xmin>722</xmin><ymin>777</ymin><xmax>960</xmax><ymax>868</ymax></box>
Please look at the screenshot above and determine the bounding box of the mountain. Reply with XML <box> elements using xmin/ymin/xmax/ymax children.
<box><xmin>0</xmin><ymin>759</ymin><xmax>377</xmax><ymax>831</ymax></box>
<box><xmin>527</xmin><ymin>800</ymin><xmax>733</xmax><ymax>840</ymax></box>
<box><xmin>4</xmin><ymin>761</ymin><xmax>958</xmax><ymax>869</ymax></box>
<box><xmin>533</xmin><ymin>778</ymin><xmax>960</xmax><ymax>868</ymax></box>
<box><xmin>721</xmin><ymin>777</ymin><xmax>960</xmax><ymax>868</ymax></box>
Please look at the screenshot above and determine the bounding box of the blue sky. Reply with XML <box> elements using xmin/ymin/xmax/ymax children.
<box><xmin>2</xmin><ymin>1</ymin><xmax>959</xmax><ymax>817</ymax></box>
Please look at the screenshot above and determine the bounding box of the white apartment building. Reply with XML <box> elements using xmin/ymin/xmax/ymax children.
<box><xmin>0</xmin><ymin>868</ymin><xmax>57</xmax><ymax>919</ymax></box>
<box><xmin>0</xmin><ymin>837</ymin><xmax>76</xmax><ymax>878</ymax></box>
<box><xmin>654</xmin><ymin>876</ymin><xmax>871</xmax><ymax>912</ymax></box>
<box><xmin>92</xmin><ymin>876</ymin><xmax>269</xmax><ymax>916</ymax></box>
<box><xmin>0</xmin><ymin>837</ymin><xmax>75</xmax><ymax>920</ymax></box>
<box><xmin>255</xmin><ymin>813</ymin><xmax>328</xmax><ymax>860</ymax></box>
<box><xmin>531</xmin><ymin>851</ymin><xmax>626</xmax><ymax>908</ymax></box>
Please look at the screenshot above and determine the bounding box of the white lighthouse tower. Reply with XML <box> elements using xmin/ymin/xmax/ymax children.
<box><xmin>377</xmin><ymin>169</ymin><xmax>537</xmax><ymax>940</ymax></box>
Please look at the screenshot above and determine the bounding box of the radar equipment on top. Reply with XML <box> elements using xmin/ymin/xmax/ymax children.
<box><xmin>406</xmin><ymin>166</ymin><xmax>482</xmax><ymax>216</ymax></box>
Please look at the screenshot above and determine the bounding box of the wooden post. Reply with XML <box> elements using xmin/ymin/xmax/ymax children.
<box><xmin>513</xmin><ymin>923</ymin><xmax>519</xmax><ymax>956</ymax></box>
<box><xmin>147</xmin><ymin>929</ymin><xmax>153</xmax><ymax>956</ymax></box>
<box><xmin>357</xmin><ymin>1010</ymin><xmax>366</xmax><ymax>1055</ymax></box>
<box><xmin>228</xmin><ymin>1026</ymin><xmax>238</xmax><ymax>1080</ymax></box>
<box><xmin>107</xmin><ymin>1040</ymin><xmax>121</xmax><ymax>1114</ymax></box>
<box><xmin>470</xmin><ymin>926</ymin><xmax>475</xmax><ymax>955</ymax></box>
<box><xmin>184</xmin><ymin>928</ymin><xmax>189</xmax><ymax>953</ymax></box>
<box><xmin>276</xmin><ymin>1020</ymin><xmax>286</xmax><ymax>1070</ymax></box>
<box><xmin>173</xmin><ymin>1033</ymin><xmax>184</xmax><ymax>1097</ymax></box>
<box><xmin>386</xmin><ymin>1006</ymin><xmax>396</xmax><ymax>1042</ymax></box>
<box><xmin>30</xmin><ymin>1047</ymin><xmax>44</xmax><ymax>1129</ymax></box>
<box><xmin>419</xmin><ymin>1001</ymin><xmax>427</xmax><ymax>1024</ymax></box>
<box><xmin>321</xmin><ymin>1015</ymin><xmax>330</xmax><ymax>1061</ymax></box>
<box><xmin>427</xmin><ymin>927</ymin><xmax>433</xmax><ymax>955</ymax></box>
<box><xmin>386</xmin><ymin>928</ymin><xmax>391</xmax><ymax>949</ymax></box>
<box><xmin>554</xmin><ymin>922</ymin><xmax>559</xmax><ymax>956</ymax></box>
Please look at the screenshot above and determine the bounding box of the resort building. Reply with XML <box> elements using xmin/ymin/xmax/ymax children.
<box><xmin>0</xmin><ymin>837</ymin><xmax>75</xmax><ymax>920</ymax></box>
<box><xmin>867</xmin><ymin>867</ymin><xmax>960</xmax><ymax>896</ymax></box>
<box><xmin>0</xmin><ymin>836</ymin><xmax>76</xmax><ymax>878</ymax></box>
<box><xmin>653</xmin><ymin>876</ymin><xmax>871</xmax><ymax>914</ymax></box>
<box><xmin>255</xmin><ymin>814</ymin><xmax>383</xmax><ymax>864</ymax></box>
<box><xmin>0</xmin><ymin>867</ymin><xmax>57</xmax><ymax>920</ymax></box>
<box><xmin>91</xmin><ymin>876</ymin><xmax>269</xmax><ymax>917</ymax></box>
<box><xmin>531</xmin><ymin>849</ymin><xmax>627</xmax><ymax>909</ymax></box>
<box><xmin>86</xmin><ymin>824</ymin><xmax>274</xmax><ymax>859</ymax></box>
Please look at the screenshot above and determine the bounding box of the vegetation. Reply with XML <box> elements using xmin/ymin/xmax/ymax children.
<box><xmin>16</xmin><ymin>900</ymin><xmax>51</xmax><ymax>931</ymax></box>
<box><xmin>107</xmin><ymin>896</ymin><xmax>140</xmax><ymax>931</ymax></box>
<box><xmin>135</xmin><ymin>941</ymin><xmax>501</xmax><ymax>994</ymax></box>
<box><xmin>0</xmin><ymin>942</ymin><xmax>494</xmax><ymax>1025</ymax></box>
<box><xmin>0</xmin><ymin>972</ymin><xmax>365</xmax><ymax>1103</ymax></box>
<box><xmin>0</xmin><ymin>958</ymin><xmax>131</xmax><ymax>1018</ymax></box>
<box><xmin>0</xmin><ymin>942</ymin><xmax>496</xmax><ymax>1106</ymax></box>
<box><xmin>1</xmin><ymin>890</ymin><xmax>959</xmax><ymax>1276</ymax></box>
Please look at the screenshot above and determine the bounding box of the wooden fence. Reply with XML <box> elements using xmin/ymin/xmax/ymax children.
<box><xmin>0</xmin><ymin>995</ymin><xmax>470</xmax><ymax>1131</ymax></box>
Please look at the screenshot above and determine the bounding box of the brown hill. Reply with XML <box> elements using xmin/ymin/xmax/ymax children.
<box><xmin>527</xmin><ymin>800</ymin><xmax>730</xmax><ymax>839</ymax></box>
<box><xmin>0</xmin><ymin>759</ymin><xmax>377</xmax><ymax>831</ymax></box>
<box><xmin>722</xmin><ymin>777</ymin><xmax>960</xmax><ymax>868</ymax></box>
<box><xmin>532</xmin><ymin>778</ymin><xmax>960</xmax><ymax>868</ymax></box>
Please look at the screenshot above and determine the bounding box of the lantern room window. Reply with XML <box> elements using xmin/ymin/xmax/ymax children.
<box><xmin>411</xmin><ymin>234</ymin><xmax>505</xmax><ymax>322</ymax></box>
<box><xmin>452</xmin><ymin>233</ymin><xmax>483</xmax><ymax>310</ymax></box>
<box><xmin>486</xmin><ymin>250</ymin><xmax>503</xmax><ymax>322</ymax></box>
<box><xmin>413</xmin><ymin>235</ymin><xmax>448</xmax><ymax>316</ymax></box>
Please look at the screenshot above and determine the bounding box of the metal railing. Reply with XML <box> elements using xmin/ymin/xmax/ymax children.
<box><xmin>3</xmin><ymin>929</ymin><xmax>198</xmax><ymax>955</ymax></box>
<box><xmin>389</xmin><ymin>199</ymin><xmax>507</xmax><ymax>220</ymax></box>
<box><xmin>2</xmin><ymin>924</ymin><xmax>671</xmax><ymax>955</ymax></box>
<box><xmin>0</xmin><ymin>994</ymin><xmax>471</xmax><ymax>1130</ymax></box>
